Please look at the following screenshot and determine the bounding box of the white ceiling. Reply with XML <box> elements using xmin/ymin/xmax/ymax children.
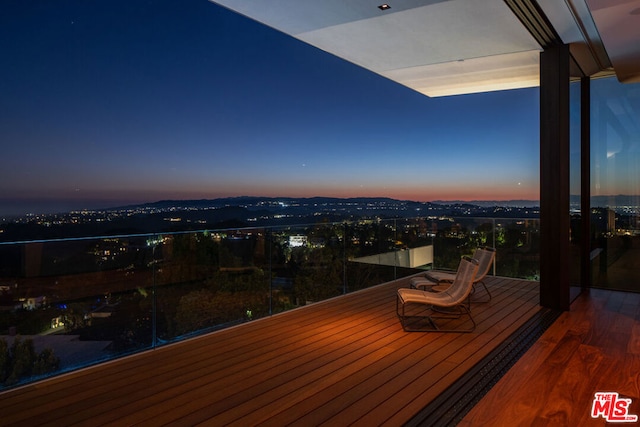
<box><xmin>209</xmin><ymin>0</ymin><xmax>640</xmax><ymax>96</ymax></box>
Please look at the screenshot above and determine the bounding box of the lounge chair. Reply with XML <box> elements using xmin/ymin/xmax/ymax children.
<box><xmin>409</xmin><ymin>246</ymin><xmax>495</xmax><ymax>302</ymax></box>
<box><xmin>396</xmin><ymin>256</ymin><xmax>479</xmax><ymax>332</ymax></box>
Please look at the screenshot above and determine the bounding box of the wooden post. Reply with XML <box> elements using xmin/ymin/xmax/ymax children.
<box><xmin>540</xmin><ymin>44</ymin><xmax>570</xmax><ymax>310</ymax></box>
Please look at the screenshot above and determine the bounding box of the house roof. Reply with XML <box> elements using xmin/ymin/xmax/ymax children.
<box><xmin>209</xmin><ymin>0</ymin><xmax>640</xmax><ymax>96</ymax></box>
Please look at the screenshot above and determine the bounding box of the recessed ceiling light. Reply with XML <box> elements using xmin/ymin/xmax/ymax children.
<box><xmin>378</xmin><ymin>4</ymin><xmax>391</xmax><ymax>11</ymax></box>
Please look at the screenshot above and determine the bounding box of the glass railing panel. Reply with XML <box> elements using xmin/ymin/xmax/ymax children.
<box><xmin>345</xmin><ymin>216</ymin><xmax>540</xmax><ymax>282</ymax></box>
<box><xmin>273</xmin><ymin>223</ymin><xmax>345</xmax><ymax>305</ymax></box>
<box><xmin>387</xmin><ymin>217</ymin><xmax>435</xmax><ymax>278</ymax></box>
<box><xmin>345</xmin><ymin>219</ymin><xmax>406</xmax><ymax>288</ymax></box>
<box><xmin>154</xmin><ymin>229</ymin><xmax>270</xmax><ymax>343</ymax></box>
<box><xmin>493</xmin><ymin>218</ymin><xmax>540</xmax><ymax>280</ymax></box>
<box><xmin>393</xmin><ymin>217</ymin><xmax>434</xmax><ymax>264</ymax></box>
<box><xmin>0</xmin><ymin>235</ymin><xmax>155</xmax><ymax>390</ymax></box>
<box><xmin>0</xmin><ymin>215</ymin><xmax>541</xmax><ymax>390</ymax></box>
<box><xmin>429</xmin><ymin>217</ymin><xmax>494</xmax><ymax>271</ymax></box>
<box><xmin>417</xmin><ymin>216</ymin><xmax>539</xmax><ymax>280</ymax></box>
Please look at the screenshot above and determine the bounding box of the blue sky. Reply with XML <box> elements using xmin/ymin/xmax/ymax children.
<box><xmin>0</xmin><ymin>0</ymin><xmax>540</xmax><ymax>216</ymax></box>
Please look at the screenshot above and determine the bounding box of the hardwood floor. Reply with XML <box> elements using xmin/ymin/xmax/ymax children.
<box><xmin>460</xmin><ymin>288</ymin><xmax>640</xmax><ymax>427</ymax></box>
<box><xmin>0</xmin><ymin>275</ymin><xmax>539</xmax><ymax>426</ymax></box>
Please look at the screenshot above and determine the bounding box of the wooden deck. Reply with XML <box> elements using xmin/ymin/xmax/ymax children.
<box><xmin>0</xmin><ymin>275</ymin><xmax>540</xmax><ymax>426</ymax></box>
<box><xmin>460</xmin><ymin>287</ymin><xmax>640</xmax><ymax>426</ymax></box>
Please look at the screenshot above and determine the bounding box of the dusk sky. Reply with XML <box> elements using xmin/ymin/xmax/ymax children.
<box><xmin>0</xmin><ymin>0</ymin><xmax>540</xmax><ymax>216</ymax></box>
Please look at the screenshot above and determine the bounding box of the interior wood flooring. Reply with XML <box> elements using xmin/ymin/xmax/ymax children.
<box><xmin>460</xmin><ymin>288</ymin><xmax>640</xmax><ymax>427</ymax></box>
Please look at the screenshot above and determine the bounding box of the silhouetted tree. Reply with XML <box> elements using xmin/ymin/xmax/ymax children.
<box><xmin>0</xmin><ymin>337</ymin><xmax>59</xmax><ymax>387</ymax></box>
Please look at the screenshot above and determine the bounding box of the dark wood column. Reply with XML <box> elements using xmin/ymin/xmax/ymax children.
<box><xmin>540</xmin><ymin>44</ymin><xmax>570</xmax><ymax>310</ymax></box>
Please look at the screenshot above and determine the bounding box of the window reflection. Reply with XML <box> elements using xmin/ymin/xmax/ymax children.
<box><xmin>590</xmin><ymin>77</ymin><xmax>640</xmax><ymax>291</ymax></box>
<box><xmin>570</xmin><ymin>80</ymin><xmax>582</xmax><ymax>296</ymax></box>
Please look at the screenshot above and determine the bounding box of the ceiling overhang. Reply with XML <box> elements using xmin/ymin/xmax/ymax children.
<box><xmin>586</xmin><ymin>0</ymin><xmax>640</xmax><ymax>83</ymax></box>
<box><xmin>209</xmin><ymin>0</ymin><xmax>640</xmax><ymax>96</ymax></box>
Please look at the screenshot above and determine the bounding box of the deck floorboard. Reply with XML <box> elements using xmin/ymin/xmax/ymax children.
<box><xmin>1</xmin><ymin>275</ymin><xmax>540</xmax><ymax>426</ymax></box>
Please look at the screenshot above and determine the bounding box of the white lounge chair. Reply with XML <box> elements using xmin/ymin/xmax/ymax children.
<box><xmin>396</xmin><ymin>256</ymin><xmax>479</xmax><ymax>332</ymax></box>
<box><xmin>409</xmin><ymin>246</ymin><xmax>495</xmax><ymax>303</ymax></box>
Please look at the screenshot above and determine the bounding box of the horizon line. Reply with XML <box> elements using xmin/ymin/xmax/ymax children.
<box><xmin>4</xmin><ymin>193</ymin><xmax>640</xmax><ymax>219</ymax></box>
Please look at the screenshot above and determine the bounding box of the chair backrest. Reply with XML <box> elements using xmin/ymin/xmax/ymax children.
<box><xmin>471</xmin><ymin>246</ymin><xmax>496</xmax><ymax>283</ymax></box>
<box><xmin>445</xmin><ymin>256</ymin><xmax>479</xmax><ymax>303</ymax></box>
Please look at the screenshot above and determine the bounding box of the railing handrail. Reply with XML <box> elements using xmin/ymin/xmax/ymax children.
<box><xmin>0</xmin><ymin>215</ymin><xmax>540</xmax><ymax>246</ymax></box>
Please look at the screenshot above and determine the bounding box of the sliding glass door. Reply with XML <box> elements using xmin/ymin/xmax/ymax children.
<box><xmin>590</xmin><ymin>77</ymin><xmax>640</xmax><ymax>292</ymax></box>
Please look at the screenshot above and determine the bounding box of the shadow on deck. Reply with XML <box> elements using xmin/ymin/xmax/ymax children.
<box><xmin>0</xmin><ymin>275</ymin><xmax>542</xmax><ymax>426</ymax></box>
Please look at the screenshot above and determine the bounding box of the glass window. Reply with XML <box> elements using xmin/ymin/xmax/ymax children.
<box><xmin>590</xmin><ymin>77</ymin><xmax>640</xmax><ymax>291</ymax></box>
<box><xmin>570</xmin><ymin>80</ymin><xmax>582</xmax><ymax>298</ymax></box>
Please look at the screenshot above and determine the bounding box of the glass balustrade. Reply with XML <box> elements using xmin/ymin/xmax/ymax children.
<box><xmin>0</xmin><ymin>216</ymin><xmax>539</xmax><ymax>390</ymax></box>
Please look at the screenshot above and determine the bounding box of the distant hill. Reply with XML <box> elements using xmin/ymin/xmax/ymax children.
<box><xmin>5</xmin><ymin>194</ymin><xmax>640</xmax><ymax>242</ymax></box>
<box><xmin>110</xmin><ymin>194</ymin><xmax>640</xmax><ymax>215</ymax></box>
<box><xmin>588</xmin><ymin>195</ymin><xmax>640</xmax><ymax>206</ymax></box>
<box><xmin>434</xmin><ymin>195</ymin><xmax>640</xmax><ymax>208</ymax></box>
<box><xmin>431</xmin><ymin>199</ymin><xmax>540</xmax><ymax>207</ymax></box>
<box><xmin>118</xmin><ymin>196</ymin><xmax>405</xmax><ymax>211</ymax></box>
